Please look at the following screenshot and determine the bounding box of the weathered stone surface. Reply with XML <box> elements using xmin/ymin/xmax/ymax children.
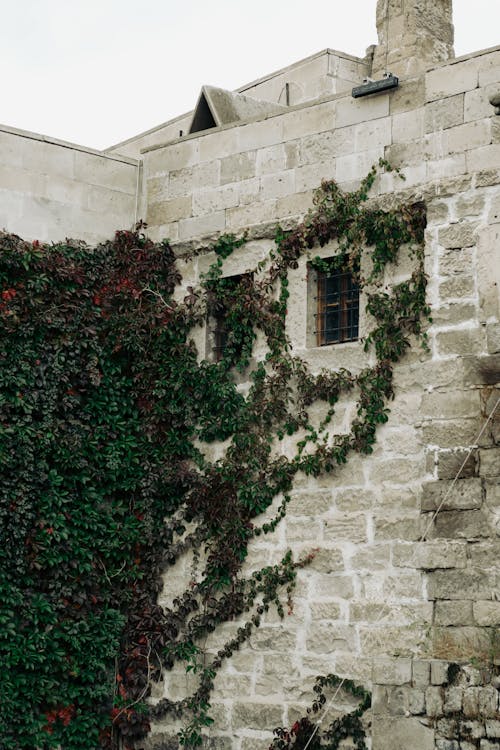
<box><xmin>473</xmin><ymin>601</ymin><xmax>500</xmax><ymax>626</ymax></box>
<box><xmin>372</xmin><ymin>716</ymin><xmax>435</xmax><ymax>750</ymax></box>
<box><xmin>232</xmin><ymin>701</ymin><xmax>284</xmax><ymax>730</ymax></box>
<box><xmin>436</xmin><ymin>450</ymin><xmax>478</xmax><ymax>480</ymax></box>
<box><xmin>435</xmin><ymin>600</ymin><xmax>474</xmax><ymax>627</ymax></box>
<box><xmin>373</xmin><ymin>658</ymin><xmax>412</xmax><ymax>686</ymax></box>
<box><xmin>436</xmin><ymin>328</ymin><xmax>486</xmax><ymax>358</ymax></box>
<box><xmin>432</xmin><ymin>627</ymin><xmax>494</xmax><ymax>660</ymax></box>
<box><xmin>393</xmin><ymin>541</ymin><xmax>467</xmax><ymax>569</ymax></box>
<box><xmin>413</xmin><ymin>660</ymin><xmax>431</xmax><ymax>688</ymax></box>
<box><xmin>438</xmin><ymin>222</ymin><xmax>479</xmax><ymax>249</ymax></box>
<box><xmin>421</xmin><ymin>478</ymin><xmax>483</xmax><ymax>511</ymax></box>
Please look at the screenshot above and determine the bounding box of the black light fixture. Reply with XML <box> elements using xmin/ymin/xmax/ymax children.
<box><xmin>352</xmin><ymin>72</ymin><xmax>399</xmax><ymax>99</ymax></box>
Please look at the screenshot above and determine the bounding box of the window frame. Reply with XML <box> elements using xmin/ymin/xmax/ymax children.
<box><xmin>312</xmin><ymin>258</ymin><xmax>360</xmax><ymax>347</ymax></box>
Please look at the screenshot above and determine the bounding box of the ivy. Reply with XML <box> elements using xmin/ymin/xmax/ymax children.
<box><xmin>0</xmin><ymin>163</ymin><xmax>427</xmax><ymax>749</ymax></box>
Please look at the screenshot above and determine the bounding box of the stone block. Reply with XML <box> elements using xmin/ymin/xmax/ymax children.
<box><xmin>422</xmin><ymin>419</ymin><xmax>488</xmax><ymax>451</ymax></box>
<box><xmin>392</xmin><ymin>541</ymin><xmax>467</xmax><ymax>570</ymax></box>
<box><xmin>439</xmin><ymin>275</ymin><xmax>475</xmax><ymax>300</ymax></box>
<box><xmin>231</xmin><ymin>701</ymin><xmax>284</xmax><ymax>730</ymax></box>
<box><xmin>485</xmin><ymin>720</ymin><xmax>500</xmax><ymax>738</ymax></box>
<box><xmin>438</xmin><ymin>222</ymin><xmax>479</xmax><ymax>249</ymax></box>
<box><xmin>354</xmin><ymin>117</ymin><xmax>392</xmax><ymax>151</ymax></box>
<box><xmin>386</xmin><ymin>140</ymin><xmax>424</xmax><ymax>168</ymax></box>
<box><xmin>445</xmin><ymin>120</ymin><xmax>492</xmax><ymax>156</ymax></box>
<box><xmin>426</xmin><ymin>60</ymin><xmax>479</xmax><ymax>102</ymax></box>
<box><xmin>147</xmin><ymin>195</ymin><xmax>192</xmax><ymax>225</ymax></box>
<box><xmin>148</xmin><ymin>139</ymin><xmax>199</xmax><ymax>174</ymax></box>
<box><xmin>473</xmin><ymin>601</ymin><xmax>500</xmax><ymax>626</ymax></box>
<box><xmin>220</xmin><ymin>151</ymin><xmax>256</xmax><ymax>184</ymax></box>
<box><xmin>373</xmin><ymin>515</ymin><xmax>422</xmax><ymax>542</ymax></box>
<box><xmin>309</xmin><ymin>600</ymin><xmax>342</xmax><ymax>621</ymax></box>
<box><xmin>485</xmin><ymin>479</ymin><xmax>500</xmax><ymax>512</ymax></box>
<box><xmin>479</xmin><ymin>687</ymin><xmax>499</xmax><ymax>717</ymax></box>
<box><xmin>461</xmin><ymin>720</ymin><xmax>485</xmax><ymax>739</ymax></box>
<box><xmin>444</xmin><ymin>686</ymin><xmax>463</xmax><ymax>713</ymax></box>
<box><xmin>430</xmin><ymin>508</ymin><xmax>493</xmax><ymax>539</ymax></box>
<box><xmin>427</xmin><ymin>154</ymin><xmax>467</xmax><ymax>181</ymax></box>
<box><xmin>425</xmin><ymin>95</ymin><xmax>465</xmax><ymax>134</ymax></box>
<box><xmin>276</xmin><ymin>190</ymin><xmax>314</xmax><ymax>218</ymax></box>
<box><xmin>298</xmin><ymin>131</ymin><xmax>337</xmax><ymax>166</ymax></box>
<box><xmin>463</xmin><ymin>687</ymin><xmax>481</xmax><ymax>718</ymax></box>
<box><xmin>198</xmin><ymin>127</ymin><xmax>240</xmax><ymax>162</ymax></box>
<box><xmin>359</xmin><ymin>623</ymin><xmax>429</xmax><ymax>656</ymax></box>
<box><xmin>463</xmin><ymin>355</ymin><xmax>500</xmax><ymax>387</ymax></box>
<box><xmin>305</xmin><ymin>623</ymin><xmax>356</xmax><ymax>654</ymax></box>
<box><xmin>285</xmin><ymin>517</ymin><xmax>323</xmax><ymax>543</ymax></box>
<box><xmin>294</xmin><ymin>160</ymin><xmax>336</xmax><ymax>192</ymax></box>
<box><xmin>259</xmin><ymin>170</ymin><xmax>295</xmax><ymax>200</ymax></box>
<box><xmin>238</xmin><ymin>177</ymin><xmax>260</xmax><ymax>205</ymax></box>
<box><xmin>372</xmin><ymin>716</ymin><xmax>435</xmax><ymax>750</ymax></box>
<box><xmin>464</xmin><ymin>84</ymin><xmax>500</xmax><ymax>124</ymax></box>
<box><xmin>456</xmin><ymin>192</ymin><xmax>487</xmax><ymax>218</ymax></box>
<box><xmin>282</xmin><ymin>101</ymin><xmax>334</xmax><ymax>140</ymax></box>
<box><xmin>479</xmin><ymin>448</ymin><xmax>500</xmax><ymax>477</ymax></box>
<box><xmin>435</xmin><ymin>449</ymin><xmax>478</xmax><ymax>480</ymax></box>
<box><xmin>413</xmin><ymin>660</ymin><xmax>431</xmax><ymax>688</ymax></box>
<box><xmin>432</xmin><ymin>627</ymin><xmax>495</xmax><ymax>661</ymax></box>
<box><xmin>431</xmin><ymin>660</ymin><xmax>450</xmax><ymax>686</ymax></box>
<box><xmin>421</xmin><ymin>391</ymin><xmax>481</xmax><ymax>421</ymax></box>
<box><xmin>389</xmin><ymin>78</ymin><xmax>425</xmax><ymax>114</ymax></box>
<box><xmin>226</xmin><ymin>200</ymin><xmax>276</xmax><ymax>230</ymax></box>
<box><xmin>335</xmin><ymin>147</ymin><xmax>385</xmax><ymax>184</ymax></box>
<box><xmin>431</xmin><ymin>303</ymin><xmax>478</xmax><ymax>327</ymax></box>
<box><xmin>323</xmin><ymin>513</ymin><xmax>367</xmax><ymax>543</ymax></box>
<box><xmin>468</xmin><ymin>145</ymin><xmax>500</xmax><ymax>174</ymax></box>
<box><xmin>421</xmin><ymin>478</ymin><xmax>483</xmax><ymax>511</ymax></box>
<box><xmin>427</xmin><ymin>568</ymin><xmax>495</xmax><ymax>600</ymax></box>
<box><xmin>435</xmin><ymin>601</ymin><xmax>474</xmax><ymax>627</ymax></box>
<box><xmin>373</xmin><ymin>658</ymin><xmax>412</xmax><ymax>685</ymax></box>
<box><xmin>436</xmin><ymin>328</ymin><xmax>485</xmax><ymax>358</ymax></box>
<box><xmin>439</xmin><ymin>246</ymin><xmax>475</xmax><ymax>276</ymax></box>
<box><xmin>335</xmin><ymin>94</ymin><xmax>389</xmax><ymax>129</ymax></box>
<box><xmin>192</xmin><ymin>184</ymin><xmax>239</xmax><ymax>215</ymax></box>
<box><xmin>178</xmin><ymin>210</ymin><xmax>226</xmax><ymax>240</ymax></box>
<box><xmin>392</xmin><ymin>109</ymin><xmax>424</xmax><ymax>143</ymax></box>
<box><xmin>468</xmin><ymin>541</ymin><xmax>500</xmax><ymax>568</ymax></box>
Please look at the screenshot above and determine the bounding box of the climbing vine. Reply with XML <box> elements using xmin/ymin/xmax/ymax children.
<box><xmin>0</xmin><ymin>162</ymin><xmax>428</xmax><ymax>749</ymax></box>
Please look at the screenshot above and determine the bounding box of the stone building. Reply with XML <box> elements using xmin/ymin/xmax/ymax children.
<box><xmin>1</xmin><ymin>1</ymin><xmax>500</xmax><ymax>748</ymax></box>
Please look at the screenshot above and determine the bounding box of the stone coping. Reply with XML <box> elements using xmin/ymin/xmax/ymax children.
<box><xmin>0</xmin><ymin>122</ymin><xmax>139</xmax><ymax>166</ymax></box>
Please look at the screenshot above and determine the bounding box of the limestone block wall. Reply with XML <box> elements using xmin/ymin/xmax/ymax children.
<box><xmin>106</xmin><ymin>50</ymin><xmax>368</xmax><ymax>160</ymax></box>
<box><xmin>142</xmin><ymin>44</ymin><xmax>500</xmax><ymax>248</ymax></box>
<box><xmin>0</xmin><ymin>124</ymin><xmax>138</xmax><ymax>244</ymax></box>
<box><xmin>143</xmin><ymin>42</ymin><xmax>500</xmax><ymax>750</ymax></box>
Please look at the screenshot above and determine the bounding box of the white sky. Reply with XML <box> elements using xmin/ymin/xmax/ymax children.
<box><xmin>1</xmin><ymin>0</ymin><xmax>499</xmax><ymax>151</ymax></box>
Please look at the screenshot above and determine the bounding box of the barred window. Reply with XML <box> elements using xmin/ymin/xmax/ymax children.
<box><xmin>315</xmin><ymin>263</ymin><xmax>360</xmax><ymax>346</ymax></box>
<box><xmin>211</xmin><ymin>274</ymin><xmax>249</xmax><ymax>362</ymax></box>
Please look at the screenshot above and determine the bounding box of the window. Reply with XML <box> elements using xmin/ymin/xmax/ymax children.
<box><xmin>315</xmin><ymin>262</ymin><xmax>360</xmax><ymax>346</ymax></box>
<box><xmin>209</xmin><ymin>273</ymin><xmax>249</xmax><ymax>362</ymax></box>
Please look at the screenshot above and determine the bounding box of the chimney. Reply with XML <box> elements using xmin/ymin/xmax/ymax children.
<box><xmin>371</xmin><ymin>0</ymin><xmax>455</xmax><ymax>79</ymax></box>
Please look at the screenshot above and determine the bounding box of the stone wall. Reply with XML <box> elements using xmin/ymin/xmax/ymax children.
<box><xmin>141</xmin><ymin>39</ymin><xmax>500</xmax><ymax>750</ymax></box>
<box><xmin>0</xmin><ymin>124</ymin><xmax>138</xmax><ymax>244</ymax></box>
<box><xmin>1</xmin><ymin>3</ymin><xmax>499</xmax><ymax>747</ymax></box>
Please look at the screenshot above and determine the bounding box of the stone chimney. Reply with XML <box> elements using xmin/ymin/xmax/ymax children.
<box><xmin>371</xmin><ymin>0</ymin><xmax>455</xmax><ymax>79</ymax></box>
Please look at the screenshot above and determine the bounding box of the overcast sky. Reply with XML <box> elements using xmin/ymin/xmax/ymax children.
<box><xmin>1</xmin><ymin>0</ymin><xmax>499</xmax><ymax>151</ymax></box>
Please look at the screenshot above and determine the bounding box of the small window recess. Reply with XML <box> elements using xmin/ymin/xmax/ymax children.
<box><xmin>208</xmin><ymin>273</ymin><xmax>251</xmax><ymax>362</ymax></box>
<box><xmin>314</xmin><ymin>260</ymin><xmax>360</xmax><ymax>347</ymax></box>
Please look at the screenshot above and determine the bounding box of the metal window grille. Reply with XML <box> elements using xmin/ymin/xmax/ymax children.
<box><xmin>315</xmin><ymin>266</ymin><xmax>360</xmax><ymax>346</ymax></box>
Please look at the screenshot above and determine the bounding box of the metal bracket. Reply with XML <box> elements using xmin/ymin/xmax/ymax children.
<box><xmin>352</xmin><ymin>74</ymin><xmax>399</xmax><ymax>99</ymax></box>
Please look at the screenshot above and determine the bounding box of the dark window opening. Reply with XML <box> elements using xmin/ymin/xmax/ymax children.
<box><xmin>315</xmin><ymin>263</ymin><xmax>360</xmax><ymax>346</ymax></box>
<box><xmin>211</xmin><ymin>274</ymin><xmax>249</xmax><ymax>362</ymax></box>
